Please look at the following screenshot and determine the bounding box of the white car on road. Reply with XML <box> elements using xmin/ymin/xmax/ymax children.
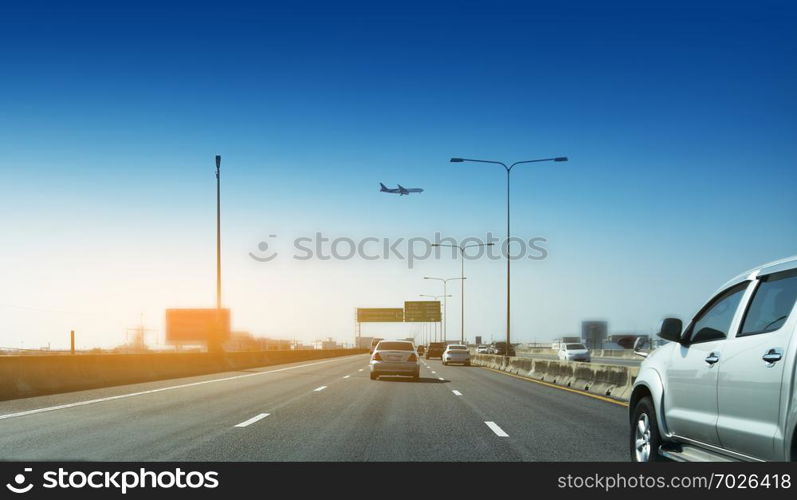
<box><xmin>557</xmin><ymin>343</ymin><xmax>591</xmax><ymax>362</ymax></box>
<box><xmin>442</xmin><ymin>344</ymin><xmax>471</xmax><ymax>366</ymax></box>
<box><xmin>369</xmin><ymin>341</ymin><xmax>420</xmax><ymax>381</ymax></box>
<box><xmin>630</xmin><ymin>256</ymin><xmax>797</xmax><ymax>461</ymax></box>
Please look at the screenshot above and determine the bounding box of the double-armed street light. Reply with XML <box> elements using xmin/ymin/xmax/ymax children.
<box><xmin>450</xmin><ymin>156</ymin><xmax>568</xmax><ymax>356</ymax></box>
<box><xmin>423</xmin><ymin>277</ymin><xmax>465</xmax><ymax>342</ymax></box>
<box><xmin>419</xmin><ymin>293</ymin><xmax>451</xmax><ymax>343</ymax></box>
<box><xmin>432</xmin><ymin>242</ymin><xmax>494</xmax><ymax>344</ymax></box>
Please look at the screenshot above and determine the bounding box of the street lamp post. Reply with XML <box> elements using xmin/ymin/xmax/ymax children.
<box><xmin>420</xmin><ymin>293</ymin><xmax>451</xmax><ymax>342</ymax></box>
<box><xmin>423</xmin><ymin>277</ymin><xmax>465</xmax><ymax>342</ymax></box>
<box><xmin>432</xmin><ymin>242</ymin><xmax>494</xmax><ymax>344</ymax></box>
<box><xmin>450</xmin><ymin>156</ymin><xmax>567</xmax><ymax>356</ymax></box>
<box><xmin>212</xmin><ymin>155</ymin><xmax>223</xmax><ymax>353</ymax></box>
<box><xmin>215</xmin><ymin>154</ymin><xmax>222</xmax><ymax>310</ymax></box>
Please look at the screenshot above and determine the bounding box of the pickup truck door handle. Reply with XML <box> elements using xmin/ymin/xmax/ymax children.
<box><xmin>705</xmin><ymin>352</ymin><xmax>720</xmax><ymax>365</ymax></box>
<box><xmin>762</xmin><ymin>348</ymin><xmax>783</xmax><ymax>365</ymax></box>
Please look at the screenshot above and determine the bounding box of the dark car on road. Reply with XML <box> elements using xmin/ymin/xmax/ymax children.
<box><xmin>492</xmin><ymin>342</ymin><xmax>515</xmax><ymax>356</ymax></box>
<box><xmin>425</xmin><ymin>342</ymin><xmax>446</xmax><ymax>360</ymax></box>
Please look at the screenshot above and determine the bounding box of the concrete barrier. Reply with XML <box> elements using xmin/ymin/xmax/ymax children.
<box><xmin>516</xmin><ymin>348</ymin><xmax>639</xmax><ymax>360</ymax></box>
<box><xmin>0</xmin><ymin>349</ymin><xmax>367</xmax><ymax>401</ymax></box>
<box><xmin>471</xmin><ymin>354</ymin><xmax>638</xmax><ymax>402</ymax></box>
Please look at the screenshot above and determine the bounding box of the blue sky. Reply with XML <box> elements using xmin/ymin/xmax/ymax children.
<box><xmin>1</xmin><ymin>0</ymin><xmax>795</xmax><ymax>348</ymax></box>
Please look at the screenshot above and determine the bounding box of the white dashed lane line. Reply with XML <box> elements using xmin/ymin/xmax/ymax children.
<box><xmin>343</xmin><ymin>375</ymin><xmax>350</xmax><ymax>379</ymax></box>
<box><xmin>438</xmin><ymin>377</ymin><xmax>445</xmax><ymax>381</ymax></box>
<box><xmin>452</xmin><ymin>390</ymin><xmax>462</xmax><ymax>396</ymax></box>
<box><xmin>235</xmin><ymin>413</ymin><xmax>270</xmax><ymax>428</ymax></box>
<box><xmin>485</xmin><ymin>421</ymin><xmax>509</xmax><ymax>437</ymax></box>
<box><xmin>314</xmin><ymin>386</ymin><xmax>327</xmax><ymax>392</ymax></box>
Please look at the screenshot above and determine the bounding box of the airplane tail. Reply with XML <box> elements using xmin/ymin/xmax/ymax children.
<box><xmin>379</xmin><ymin>182</ymin><xmax>389</xmax><ymax>191</ymax></box>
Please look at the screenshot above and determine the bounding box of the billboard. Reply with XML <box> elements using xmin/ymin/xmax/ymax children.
<box><xmin>404</xmin><ymin>301</ymin><xmax>441</xmax><ymax>322</ymax></box>
<box><xmin>475</xmin><ymin>336</ymin><xmax>482</xmax><ymax>345</ymax></box>
<box><xmin>357</xmin><ymin>308</ymin><xmax>404</xmax><ymax>322</ymax></box>
<box><xmin>166</xmin><ymin>308</ymin><xmax>231</xmax><ymax>343</ymax></box>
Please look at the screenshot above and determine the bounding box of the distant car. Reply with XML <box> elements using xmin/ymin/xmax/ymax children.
<box><xmin>369</xmin><ymin>341</ymin><xmax>420</xmax><ymax>381</ymax></box>
<box><xmin>442</xmin><ymin>344</ymin><xmax>470</xmax><ymax>366</ymax></box>
<box><xmin>417</xmin><ymin>345</ymin><xmax>426</xmax><ymax>355</ymax></box>
<box><xmin>425</xmin><ymin>342</ymin><xmax>446</xmax><ymax>360</ymax></box>
<box><xmin>476</xmin><ymin>345</ymin><xmax>491</xmax><ymax>354</ymax></box>
<box><xmin>492</xmin><ymin>342</ymin><xmax>515</xmax><ymax>356</ymax></box>
<box><xmin>557</xmin><ymin>343</ymin><xmax>591</xmax><ymax>362</ymax></box>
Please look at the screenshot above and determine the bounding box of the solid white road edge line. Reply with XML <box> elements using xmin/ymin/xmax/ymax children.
<box><xmin>0</xmin><ymin>356</ymin><xmax>362</xmax><ymax>421</ymax></box>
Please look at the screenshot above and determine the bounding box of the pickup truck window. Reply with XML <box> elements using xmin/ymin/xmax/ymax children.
<box><xmin>739</xmin><ymin>269</ymin><xmax>797</xmax><ymax>337</ymax></box>
<box><xmin>687</xmin><ymin>282</ymin><xmax>748</xmax><ymax>344</ymax></box>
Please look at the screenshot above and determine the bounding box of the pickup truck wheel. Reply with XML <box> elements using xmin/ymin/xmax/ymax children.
<box><xmin>630</xmin><ymin>396</ymin><xmax>663</xmax><ymax>462</ymax></box>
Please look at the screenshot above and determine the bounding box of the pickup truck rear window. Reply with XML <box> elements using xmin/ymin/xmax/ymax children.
<box><xmin>739</xmin><ymin>269</ymin><xmax>797</xmax><ymax>337</ymax></box>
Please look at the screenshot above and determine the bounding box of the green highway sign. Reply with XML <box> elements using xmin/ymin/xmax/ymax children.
<box><xmin>404</xmin><ymin>301</ymin><xmax>441</xmax><ymax>322</ymax></box>
<box><xmin>357</xmin><ymin>308</ymin><xmax>404</xmax><ymax>322</ymax></box>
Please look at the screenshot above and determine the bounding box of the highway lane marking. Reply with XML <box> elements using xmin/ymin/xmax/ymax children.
<box><xmin>358</xmin><ymin>369</ymin><xmax>364</xmax><ymax>372</ymax></box>
<box><xmin>0</xmin><ymin>355</ymin><xmax>366</xmax><ymax>421</ymax></box>
<box><xmin>438</xmin><ymin>377</ymin><xmax>445</xmax><ymax>381</ymax></box>
<box><xmin>485</xmin><ymin>421</ymin><xmax>509</xmax><ymax>437</ymax></box>
<box><xmin>480</xmin><ymin>367</ymin><xmax>629</xmax><ymax>407</ymax></box>
<box><xmin>343</xmin><ymin>375</ymin><xmax>350</xmax><ymax>379</ymax></box>
<box><xmin>451</xmin><ymin>390</ymin><xmax>462</xmax><ymax>396</ymax></box>
<box><xmin>431</xmin><ymin>371</ymin><xmax>436</xmax><ymax>374</ymax></box>
<box><xmin>313</xmin><ymin>386</ymin><xmax>327</xmax><ymax>392</ymax></box>
<box><xmin>235</xmin><ymin>413</ymin><xmax>270</xmax><ymax>428</ymax></box>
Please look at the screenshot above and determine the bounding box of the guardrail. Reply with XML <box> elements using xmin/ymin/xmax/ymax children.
<box><xmin>0</xmin><ymin>349</ymin><xmax>368</xmax><ymax>401</ymax></box>
<box><xmin>471</xmin><ymin>354</ymin><xmax>638</xmax><ymax>402</ymax></box>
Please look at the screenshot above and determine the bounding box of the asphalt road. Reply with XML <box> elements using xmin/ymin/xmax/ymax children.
<box><xmin>518</xmin><ymin>353</ymin><xmax>642</xmax><ymax>367</ymax></box>
<box><xmin>0</xmin><ymin>354</ymin><xmax>629</xmax><ymax>461</ymax></box>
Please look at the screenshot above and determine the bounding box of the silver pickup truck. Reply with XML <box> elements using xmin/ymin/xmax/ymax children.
<box><xmin>630</xmin><ymin>256</ymin><xmax>797</xmax><ymax>462</ymax></box>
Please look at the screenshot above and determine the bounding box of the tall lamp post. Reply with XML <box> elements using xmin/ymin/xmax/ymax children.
<box><xmin>420</xmin><ymin>293</ymin><xmax>451</xmax><ymax>342</ymax></box>
<box><xmin>432</xmin><ymin>242</ymin><xmax>494</xmax><ymax>344</ymax></box>
<box><xmin>423</xmin><ymin>277</ymin><xmax>465</xmax><ymax>342</ymax></box>
<box><xmin>450</xmin><ymin>156</ymin><xmax>567</xmax><ymax>356</ymax></box>
<box><xmin>212</xmin><ymin>154</ymin><xmax>223</xmax><ymax>353</ymax></box>
<box><xmin>215</xmin><ymin>155</ymin><xmax>222</xmax><ymax>311</ymax></box>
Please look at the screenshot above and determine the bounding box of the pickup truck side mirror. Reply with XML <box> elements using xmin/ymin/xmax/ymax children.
<box><xmin>658</xmin><ymin>317</ymin><xmax>683</xmax><ymax>343</ymax></box>
<box><xmin>633</xmin><ymin>336</ymin><xmax>649</xmax><ymax>358</ymax></box>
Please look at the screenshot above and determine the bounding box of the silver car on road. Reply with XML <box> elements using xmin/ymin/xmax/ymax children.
<box><xmin>630</xmin><ymin>256</ymin><xmax>797</xmax><ymax>461</ymax></box>
<box><xmin>442</xmin><ymin>344</ymin><xmax>471</xmax><ymax>366</ymax></box>
<box><xmin>369</xmin><ymin>341</ymin><xmax>420</xmax><ymax>381</ymax></box>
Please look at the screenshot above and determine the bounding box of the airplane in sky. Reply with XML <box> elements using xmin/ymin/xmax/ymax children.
<box><xmin>379</xmin><ymin>182</ymin><xmax>424</xmax><ymax>196</ymax></box>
